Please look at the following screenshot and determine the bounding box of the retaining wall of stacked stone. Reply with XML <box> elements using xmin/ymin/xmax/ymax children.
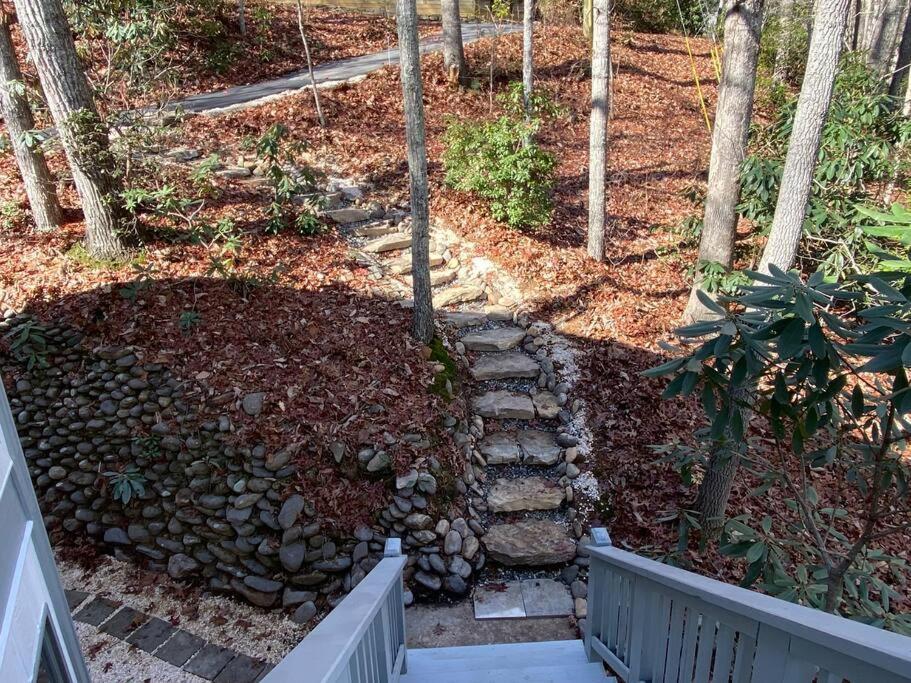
<box><xmin>0</xmin><ymin>311</ymin><xmax>485</xmax><ymax>621</ymax></box>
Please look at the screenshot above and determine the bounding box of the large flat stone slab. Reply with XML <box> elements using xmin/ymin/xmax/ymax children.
<box><xmin>442</xmin><ymin>310</ymin><xmax>488</xmax><ymax>328</ymax></box>
<box><xmin>473</xmin><ymin>581</ymin><xmax>526</xmax><ymax>619</ymax></box>
<box><xmin>406</xmin><ymin>269</ymin><xmax>457</xmax><ymax>287</ymax></box>
<box><xmin>518</xmin><ymin>430</ymin><xmax>562</xmax><ymax>466</ymax></box>
<box><xmin>326</xmin><ymin>207</ymin><xmax>371</xmax><ymax>224</ymax></box>
<box><xmin>483</xmin><ymin>520</ymin><xmax>576</xmax><ymax>566</ymax></box>
<box><xmin>462</xmin><ymin>327</ymin><xmax>526</xmax><ymax>351</ymax></box>
<box><xmin>433</xmin><ymin>284</ymin><xmax>486</xmax><ymax>308</ymax></box>
<box><xmin>488</xmin><ymin>477</ymin><xmax>564</xmax><ymax>513</ymax></box>
<box><xmin>471</xmin><ymin>391</ymin><xmax>535</xmax><ymax>420</ymax></box>
<box><xmin>520</xmin><ymin>578</ymin><xmax>573</xmax><ymax>617</ymax></box>
<box><xmin>362</xmin><ymin>232</ymin><xmax>411</xmax><ymax>253</ymax></box>
<box><xmin>479</xmin><ymin>432</ymin><xmax>520</xmax><ymax>465</ymax></box>
<box><xmin>471</xmin><ymin>353</ymin><xmax>540</xmax><ymax>380</ymax></box>
<box><xmin>388</xmin><ymin>252</ymin><xmax>445</xmax><ymax>274</ymax></box>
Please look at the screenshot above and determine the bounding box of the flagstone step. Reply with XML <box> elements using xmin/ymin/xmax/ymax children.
<box><xmin>470</xmin><ymin>353</ymin><xmax>540</xmax><ymax>380</ymax></box>
<box><xmin>406</xmin><ymin>269</ymin><xmax>458</xmax><ymax>287</ymax></box>
<box><xmin>471</xmin><ymin>391</ymin><xmax>535</xmax><ymax>420</ymax></box>
<box><xmin>483</xmin><ymin>519</ymin><xmax>576</xmax><ymax>566</ymax></box>
<box><xmin>442</xmin><ymin>310</ymin><xmax>489</xmax><ymax>328</ymax></box>
<box><xmin>433</xmin><ymin>284</ymin><xmax>486</xmax><ymax>308</ymax></box>
<box><xmin>351</xmin><ymin>223</ymin><xmax>399</xmax><ymax>238</ymax></box>
<box><xmin>461</xmin><ymin>327</ymin><xmax>526</xmax><ymax>352</ymax></box>
<box><xmin>388</xmin><ymin>252</ymin><xmax>445</xmax><ymax>274</ymax></box>
<box><xmin>362</xmin><ymin>232</ymin><xmax>412</xmax><ymax>253</ymax></box>
<box><xmin>478</xmin><ymin>429</ymin><xmax>562</xmax><ymax>466</ymax></box>
<box><xmin>487</xmin><ymin>477</ymin><xmax>564</xmax><ymax>513</ymax></box>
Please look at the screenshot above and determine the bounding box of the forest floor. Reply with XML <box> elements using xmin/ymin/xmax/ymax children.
<box><xmin>2</xmin><ymin>21</ymin><xmax>908</xmax><ymax>606</ymax></box>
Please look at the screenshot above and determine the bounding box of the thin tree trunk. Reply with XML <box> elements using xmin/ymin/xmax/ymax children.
<box><xmin>522</xmin><ymin>0</ymin><xmax>533</xmax><ymax>120</ymax></box>
<box><xmin>773</xmin><ymin>0</ymin><xmax>794</xmax><ymax>82</ymax></box>
<box><xmin>586</xmin><ymin>0</ymin><xmax>610</xmax><ymax>262</ymax></box>
<box><xmin>441</xmin><ymin>0</ymin><xmax>466</xmax><ymax>84</ymax></box>
<box><xmin>583</xmin><ymin>0</ymin><xmax>593</xmax><ymax>39</ymax></box>
<box><xmin>295</xmin><ymin>0</ymin><xmax>325</xmax><ymax>127</ymax></box>
<box><xmin>0</xmin><ymin>8</ymin><xmax>61</xmax><ymax>231</ymax></box>
<box><xmin>238</xmin><ymin>0</ymin><xmax>246</xmax><ymax>36</ymax></box>
<box><xmin>888</xmin><ymin>4</ymin><xmax>911</xmax><ymax>100</ymax></box>
<box><xmin>396</xmin><ymin>0</ymin><xmax>434</xmax><ymax>343</ymax></box>
<box><xmin>757</xmin><ymin>0</ymin><xmax>849</xmax><ymax>274</ymax></box>
<box><xmin>683</xmin><ymin>0</ymin><xmax>764</xmax><ymax>323</ymax></box>
<box><xmin>695</xmin><ymin>445</ymin><xmax>741</xmax><ymax>538</ymax></box>
<box><xmin>863</xmin><ymin>0</ymin><xmax>906</xmax><ymax>77</ymax></box>
<box><xmin>13</xmin><ymin>0</ymin><xmax>133</xmax><ymax>259</ymax></box>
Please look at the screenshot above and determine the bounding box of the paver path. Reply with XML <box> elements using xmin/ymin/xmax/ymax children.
<box><xmin>172</xmin><ymin>22</ymin><xmax>519</xmax><ymax>114</ymax></box>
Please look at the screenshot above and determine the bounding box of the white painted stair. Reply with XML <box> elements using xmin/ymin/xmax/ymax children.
<box><xmin>398</xmin><ymin>640</ymin><xmax>613</xmax><ymax>682</ymax></box>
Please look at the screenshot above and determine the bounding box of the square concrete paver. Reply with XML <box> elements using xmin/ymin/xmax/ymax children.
<box><xmin>473</xmin><ymin>581</ymin><xmax>526</xmax><ymax>619</ymax></box>
<box><xmin>73</xmin><ymin>597</ymin><xmax>120</xmax><ymax>626</ymax></box>
<box><xmin>155</xmin><ymin>629</ymin><xmax>206</xmax><ymax>667</ymax></box>
<box><xmin>126</xmin><ymin>616</ymin><xmax>176</xmax><ymax>654</ymax></box>
<box><xmin>213</xmin><ymin>654</ymin><xmax>267</xmax><ymax>683</ymax></box>
<box><xmin>99</xmin><ymin>606</ymin><xmax>149</xmax><ymax>639</ymax></box>
<box><xmin>184</xmin><ymin>644</ymin><xmax>236</xmax><ymax>679</ymax></box>
<box><xmin>65</xmin><ymin>590</ymin><xmax>89</xmax><ymax>612</ymax></box>
<box><xmin>520</xmin><ymin>578</ymin><xmax>573</xmax><ymax>617</ymax></box>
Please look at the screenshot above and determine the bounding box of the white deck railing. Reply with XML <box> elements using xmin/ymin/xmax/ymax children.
<box><xmin>263</xmin><ymin>538</ymin><xmax>408</xmax><ymax>683</ymax></box>
<box><xmin>584</xmin><ymin>529</ymin><xmax>911</xmax><ymax>683</ymax></box>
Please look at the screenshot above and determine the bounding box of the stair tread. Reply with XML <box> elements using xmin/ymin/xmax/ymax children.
<box><xmin>462</xmin><ymin>326</ymin><xmax>526</xmax><ymax>351</ymax></box>
<box><xmin>400</xmin><ymin>662</ymin><xmax>608</xmax><ymax>682</ymax></box>
<box><xmin>470</xmin><ymin>352</ymin><xmax>540</xmax><ymax>380</ymax></box>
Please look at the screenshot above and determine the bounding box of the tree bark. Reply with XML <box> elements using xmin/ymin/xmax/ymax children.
<box><xmin>888</xmin><ymin>4</ymin><xmax>911</xmax><ymax>101</ymax></box>
<box><xmin>396</xmin><ymin>0</ymin><xmax>434</xmax><ymax>343</ymax></box>
<box><xmin>295</xmin><ymin>0</ymin><xmax>325</xmax><ymax>127</ymax></box>
<box><xmin>683</xmin><ymin>0</ymin><xmax>764</xmax><ymax>323</ymax></box>
<box><xmin>757</xmin><ymin>0</ymin><xmax>849</xmax><ymax>275</ymax></box>
<box><xmin>860</xmin><ymin>0</ymin><xmax>906</xmax><ymax>77</ymax></box>
<box><xmin>238</xmin><ymin>0</ymin><xmax>246</xmax><ymax>36</ymax></box>
<box><xmin>586</xmin><ymin>0</ymin><xmax>610</xmax><ymax>262</ymax></box>
<box><xmin>583</xmin><ymin>0</ymin><xmax>593</xmax><ymax>39</ymax></box>
<box><xmin>0</xmin><ymin>8</ymin><xmax>61</xmax><ymax>231</ymax></box>
<box><xmin>522</xmin><ymin>0</ymin><xmax>534</xmax><ymax>119</ymax></box>
<box><xmin>695</xmin><ymin>445</ymin><xmax>741</xmax><ymax>538</ymax></box>
<box><xmin>773</xmin><ymin>0</ymin><xmax>794</xmax><ymax>83</ymax></box>
<box><xmin>441</xmin><ymin>0</ymin><xmax>466</xmax><ymax>84</ymax></box>
<box><xmin>13</xmin><ymin>0</ymin><xmax>133</xmax><ymax>259</ymax></box>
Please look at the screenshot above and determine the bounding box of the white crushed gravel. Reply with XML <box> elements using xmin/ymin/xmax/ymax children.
<box><xmin>58</xmin><ymin>553</ymin><xmax>311</xmax><ymax>663</ymax></box>
<box><xmin>75</xmin><ymin>622</ymin><xmax>205</xmax><ymax>683</ymax></box>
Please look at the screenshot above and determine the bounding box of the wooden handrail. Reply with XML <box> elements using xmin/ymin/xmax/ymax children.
<box><xmin>263</xmin><ymin>539</ymin><xmax>408</xmax><ymax>683</ymax></box>
<box><xmin>585</xmin><ymin>528</ymin><xmax>911</xmax><ymax>683</ymax></box>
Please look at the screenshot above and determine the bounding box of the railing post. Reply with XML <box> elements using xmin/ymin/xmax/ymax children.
<box><xmin>384</xmin><ymin>537</ymin><xmax>408</xmax><ymax>675</ymax></box>
<box><xmin>586</xmin><ymin>527</ymin><xmax>612</xmax><ymax>663</ymax></box>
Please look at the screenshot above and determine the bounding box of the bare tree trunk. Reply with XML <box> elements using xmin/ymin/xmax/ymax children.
<box><xmin>757</xmin><ymin>0</ymin><xmax>849</xmax><ymax>274</ymax></box>
<box><xmin>586</xmin><ymin>0</ymin><xmax>610</xmax><ymax>262</ymax></box>
<box><xmin>583</xmin><ymin>0</ymin><xmax>593</xmax><ymax>39</ymax></box>
<box><xmin>13</xmin><ymin>0</ymin><xmax>133</xmax><ymax>259</ymax></box>
<box><xmin>888</xmin><ymin>5</ymin><xmax>911</xmax><ymax>100</ymax></box>
<box><xmin>522</xmin><ymin>0</ymin><xmax>533</xmax><ymax>119</ymax></box>
<box><xmin>862</xmin><ymin>0</ymin><xmax>906</xmax><ymax>77</ymax></box>
<box><xmin>0</xmin><ymin>9</ymin><xmax>61</xmax><ymax>231</ymax></box>
<box><xmin>683</xmin><ymin>0</ymin><xmax>764</xmax><ymax>323</ymax></box>
<box><xmin>695</xmin><ymin>444</ymin><xmax>741</xmax><ymax>538</ymax></box>
<box><xmin>295</xmin><ymin>0</ymin><xmax>325</xmax><ymax>127</ymax></box>
<box><xmin>441</xmin><ymin>0</ymin><xmax>466</xmax><ymax>84</ymax></box>
<box><xmin>396</xmin><ymin>0</ymin><xmax>434</xmax><ymax>343</ymax></box>
<box><xmin>238</xmin><ymin>0</ymin><xmax>246</xmax><ymax>36</ymax></box>
<box><xmin>773</xmin><ymin>0</ymin><xmax>794</xmax><ymax>82</ymax></box>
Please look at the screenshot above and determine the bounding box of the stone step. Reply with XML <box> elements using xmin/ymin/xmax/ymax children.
<box><xmin>351</xmin><ymin>223</ymin><xmax>398</xmax><ymax>238</ymax></box>
<box><xmin>388</xmin><ymin>252</ymin><xmax>445</xmax><ymax>274</ymax></box>
<box><xmin>461</xmin><ymin>327</ymin><xmax>525</xmax><ymax>352</ymax></box>
<box><xmin>471</xmin><ymin>391</ymin><xmax>535</xmax><ymax>420</ymax></box>
<box><xmin>483</xmin><ymin>519</ymin><xmax>576</xmax><ymax>566</ymax></box>
<box><xmin>487</xmin><ymin>477</ymin><xmax>564</xmax><ymax>513</ymax></box>
<box><xmin>362</xmin><ymin>232</ymin><xmax>412</xmax><ymax>253</ymax></box>
<box><xmin>442</xmin><ymin>311</ymin><xmax>488</xmax><ymax>328</ymax></box>
<box><xmin>470</xmin><ymin>353</ymin><xmax>539</xmax><ymax>381</ymax></box>
<box><xmin>478</xmin><ymin>429</ymin><xmax>562</xmax><ymax>466</ymax></box>
<box><xmin>433</xmin><ymin>284</ymin><xmax>486</xmax><ymax>308</ymax></box>
<box><xmin>406</xmin><ymin>269</ymin><xmax>457</xmax><ymax>287</ymax></box>
<box><xmin>325</xmin><ymin>207</ymin><xmax>372</xmax><ymax>224</ymax></box>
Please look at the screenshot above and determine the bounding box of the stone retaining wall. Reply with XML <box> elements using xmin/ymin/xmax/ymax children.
<box><xmin>0</xmin><ymin>311</ymin><xmax>483</xmax><ymax>620</ymax></box>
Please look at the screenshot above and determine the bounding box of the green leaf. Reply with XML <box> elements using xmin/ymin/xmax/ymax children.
<box><xmin>778</xmin><ymin>318</ymin><xmax>806</xmax><ymax>359</ymax></box>
<box><xmin>745</xmin><ymin>542</ymin><xmax>766</xmax><ymax>564</ymax></box>
<box><xmin>851</xmin><ymin>384</ymin><xmax>864</xmax><ymax>417</ymax></box>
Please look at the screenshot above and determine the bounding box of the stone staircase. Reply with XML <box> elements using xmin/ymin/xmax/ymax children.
<box><xmin>331</xmin><ymin>190</ymin><xmax>593</xmax><ymax>625</ymax></box>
